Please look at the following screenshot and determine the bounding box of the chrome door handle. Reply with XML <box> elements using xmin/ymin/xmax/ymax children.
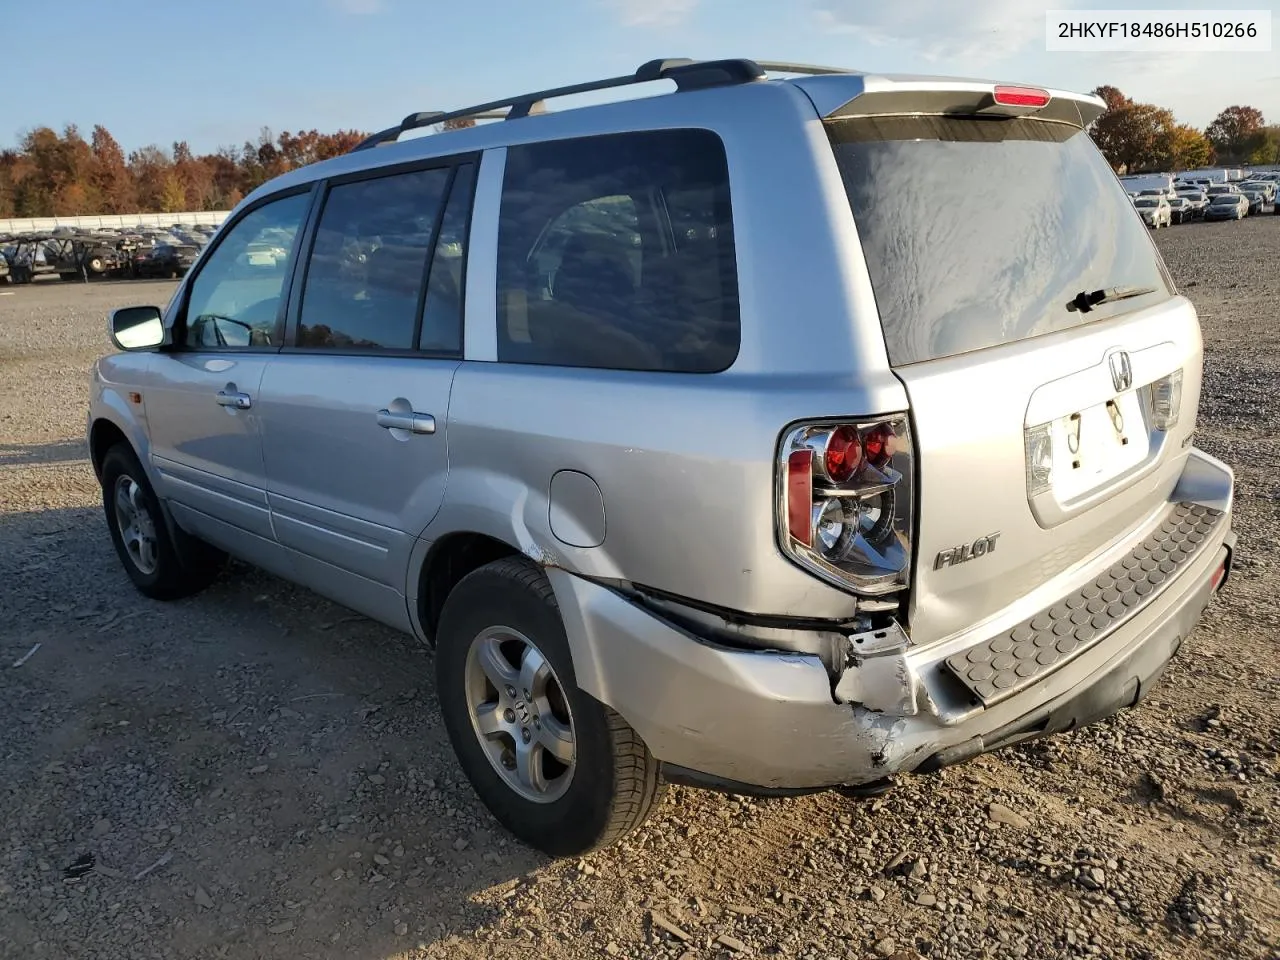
<box><xmin>376</xmin><ymin>409</ymin><xmax>436</xmax><ymax>435</ymax></box>
<box><xmin>215</xmin><ymin>390</ymin><xmax>252</xmax><ymax>410</ymax></box>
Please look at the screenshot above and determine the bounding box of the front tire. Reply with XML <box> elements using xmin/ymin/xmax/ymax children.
<box><xmin>435</xmin><ymin>557</ymin><xmax>662</xmax><ymax>857</ymax></box>
<box><xmin>100</xmin><ymin>443</ymin><xmax>224</xmax><ymax>600</ymax></box>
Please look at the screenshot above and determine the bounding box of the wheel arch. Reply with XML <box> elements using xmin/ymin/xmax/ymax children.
<box><xmin>410</xmin><ymin>531</ymin><xmax>522</xmax><ymax>646</ymax></box>
<box><xmin>89</xmin><ymin>407</ymin><xmax>150</xmax><ymax>483</ymax></box>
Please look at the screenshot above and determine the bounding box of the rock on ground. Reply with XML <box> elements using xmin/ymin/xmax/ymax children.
<box><xmin>1</xmin><ymin>219</ymin><xmax>1279</xmax><ymax>960</ymax></box>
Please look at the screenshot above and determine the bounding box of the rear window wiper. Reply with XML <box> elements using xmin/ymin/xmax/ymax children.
<box><xmin>1066</xmin><ymin>286</ymin><xmax>1158</xmax><ymax>314</ymax></box>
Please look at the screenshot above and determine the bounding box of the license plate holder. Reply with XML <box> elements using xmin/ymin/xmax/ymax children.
<box><xmin>1048</xmin><ymin>389</ymin><xmax>1149</xmax><ymax>502</ymax></box>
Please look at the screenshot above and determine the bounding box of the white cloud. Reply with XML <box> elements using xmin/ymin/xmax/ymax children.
<box><xmin>813</xmin><ymin>0</ymin><xmax>1081</xmax><ymax>62</ymax></box>
<box><xmin>1086</xmin><ymin>51</ymin><xmax>1276</xmax><ymax>127</ymax></box>
<box><xmin>608</xmin><ymin>0</ymin><xmax>697</xmax><ymax>28</ymax></box>
<box><xmin>804</xmin><ymin>0</ymin><xmax>1276</xmax><ymax>127</ymax></box>
<box><xmin>327</xmin><ymin>0</ymin><xmax>384</xmax><ymax>14</ymax></box>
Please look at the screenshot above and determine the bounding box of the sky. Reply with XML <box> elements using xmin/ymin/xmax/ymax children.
<box><xmin>3</xmin><ymin>0</ymin><xmax>1277</xmax><ymax>154</ymax></box>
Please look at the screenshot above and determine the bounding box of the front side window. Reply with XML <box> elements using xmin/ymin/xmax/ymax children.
<box><xmin>298</xmin><ymin>167</ymin><xmax>450</xmax><ymax>350</ymax></box>
<box><xmin>184</xmin><ymin>191</ymin><xmax>310</xmax><ymax>349</ymax></box>
<box><xmin>495</xmin><ymin>129</ymin><xmax>740</xmax><ymax>373</ymax></box>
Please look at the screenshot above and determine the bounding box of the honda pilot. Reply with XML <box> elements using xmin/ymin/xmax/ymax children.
<box><xmin>88</xmin><ymin>58</ymin><xmax>1236</xmax><ymax>856</ymax></box>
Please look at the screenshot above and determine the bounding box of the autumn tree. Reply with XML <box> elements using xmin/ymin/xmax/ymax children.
<box><xmin>317</xmin><ymin>129</ymin><xmax>367</xmax><ymax>157</ymax></box>
<box><xmin>1205</xmin><ymin>106</ymin><xmax>1265</xmax><ymax>163</ymax></box>
<box><xmin>202</xmin><ymin>146</ymin><xmax>244</xmax><ymax>208</ymax></box>
<box><xmin>0</xmin><ymin>120</ymin><xmax>374</xmax><ymax>217</ymax></box>
<box><xmin>1089</xmin><ymin>98</ymin><xmax>1176</xmax><ymax>173</ymax></box>
<box><xmin>1091</xmin><ymin>85</ymin><xmax>1130</xmax><ymax>113</ymax></box>
<box><xmin>89</xmin><ymin>125</ymin><xmax>136</xmax><ymax>213</ymax></box>
<box><xmin>1088</xmin><ymin>85</ymin><xmax>1133</xmax><ymax>169</ymax></box>
<box><xmin>171</xmin><ymin>140</ymin><xmax>216</xmax><ymax>210</ymax></box>
<box><xmin>11</xmin><ymin>126</ymin><xmax>98</xmax><ymax>215</ymax></box>
<box><xmin>129</xmin><ymin>144</ymin><xmax>174</xmax><ymax>211</ymax></box>
<box><xmin>1162</xmin><ymin>124</ymin><xmax>1213</xmax><ymax>171</ymax></box>
<box><xmin>0</xmin><ymin>150</ymin><xmax>22</xmax><ymax>218</ymax></box>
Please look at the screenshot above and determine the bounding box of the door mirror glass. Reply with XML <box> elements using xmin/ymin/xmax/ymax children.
<box><xmin>110</xmin><ymin>306</ymin><xmax>165</xmax><ymax>351</ymax></box>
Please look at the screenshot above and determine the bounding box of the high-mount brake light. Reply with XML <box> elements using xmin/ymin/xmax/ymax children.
<box><xmin>992</xmin><ymin>85</ymin><xmax>1051</xmax><ymax>108</ymax></box>
<box><xmin>778</xmin><ymin>417</ymin><xmax>914</xmax><ymax>598</ymax></box>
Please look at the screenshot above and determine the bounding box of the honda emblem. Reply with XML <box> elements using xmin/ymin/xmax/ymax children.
<box><xmin>1109</xmin><ymin>351</ymin><xmax>1132</xmax><ymax>393</ymax></box>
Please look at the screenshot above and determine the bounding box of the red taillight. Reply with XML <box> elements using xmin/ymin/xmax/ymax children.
<box><xmin>992</xmin><ymin>85</ymin><xmax>1051</xmax><ymax>108</ymax></box>
<box><xmin>824</xmin><ymin>425</ymin><xmax>862</xmax><ymax>483</ymax></box>
<box><xmin>787</xmin><ymin>450</ymin><xmax>813</xmax><ymax>547</ymax></box>
<box><xmin>778</xmin><ymin>417</ymin><xmax>913</xmax><ymax>598</ymax></box>
<box><xmin>862</xmin><ymin>424</ymin><xmax>897</xmax><ymax>468</ymax></box>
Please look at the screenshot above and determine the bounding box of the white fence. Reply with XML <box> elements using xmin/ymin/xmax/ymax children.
<box><xmin>0</xmin><ymin>210</ymin><xmax>230</xmax><ymax>234</ymax></box>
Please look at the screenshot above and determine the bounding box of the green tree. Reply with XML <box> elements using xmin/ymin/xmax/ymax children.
<box><xmin>159</xmin><ymin>173</ymin><xmax>187</xmax><ymax>213</ymax></box>
<box><xmin>1162</xmin><ymin>124</ymin><xmax>1213</xmax><ymax>171</ymax></box>
<box><xmin>1205</xmin><ymin>105</ymin><xmax>1265</xmax><ymax>163</ymax></box>
<box><xmin>1247</xmin><ymin>125</ymin><xmax>1280</xmax><ymax>165</ymax></box>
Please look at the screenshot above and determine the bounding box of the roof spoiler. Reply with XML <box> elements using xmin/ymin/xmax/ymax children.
<box><xmin>793</xmin><ymin>75</ymin><xmax>1107</xmax><ymax>129</ymax></box>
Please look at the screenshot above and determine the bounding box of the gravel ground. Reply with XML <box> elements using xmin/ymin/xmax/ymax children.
<box><xmin>1</xmin><ymin>218</ymin><xmax>1278</xmax><ymax>960</ymax></box>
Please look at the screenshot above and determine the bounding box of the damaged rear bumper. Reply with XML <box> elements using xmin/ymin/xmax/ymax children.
<box><xmin>549</xmin><ymin>450</ymin><xmax>1235</xmax><ymax>792</ymax></box>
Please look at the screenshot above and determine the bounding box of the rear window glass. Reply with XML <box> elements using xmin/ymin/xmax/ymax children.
<box><xmin>827</xmin><ymin>116</ymin><xmax>1173</xmax><ymax>366</ymax></box>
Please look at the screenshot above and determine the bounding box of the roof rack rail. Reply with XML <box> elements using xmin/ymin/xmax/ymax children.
<box><xmin>752</xmin><ymin>61</ymin><xmax>853</xmax><ymax>76</ymax></box>
<box><xmin>352</xmin><ymin>57</ymin><xmax>852</xmax><ymax>152</ymax></box>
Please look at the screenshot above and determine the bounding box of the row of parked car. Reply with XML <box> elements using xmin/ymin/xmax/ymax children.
<box><xmin>1128</xmin><ymin>173</ymin><xmax>1280</xmax><ymax>228</ymax></box>
<box><xmin>0</xmin><ymin>224</ymin><xmax>217</xmax><ymax>284</ymax></box>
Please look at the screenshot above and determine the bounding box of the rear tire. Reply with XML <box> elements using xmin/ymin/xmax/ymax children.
<box><xmin>100</xmin><ymin>443</ymin><xmax>225</xmax><ymax>600</ymax></box>
<box><xmin>435</xmin><ymin>557</ymin><xmax>663</xmax><ymax>857</ymax></box>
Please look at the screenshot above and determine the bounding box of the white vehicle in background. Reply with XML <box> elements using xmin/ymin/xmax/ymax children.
<box><xmin>1181</xmin><ymin>168</ymin><xmax>1240</xmax><ymax>184</ymax></box>
<box><xmin>1133</xmin><ymin>195</ymin><xmax>1172</xmax><ymax>228</ymax></box>
<box><xmin>1120</xmin><ymin>173</ymin><xmax>1175</xmax><ymax>195</ymax></box>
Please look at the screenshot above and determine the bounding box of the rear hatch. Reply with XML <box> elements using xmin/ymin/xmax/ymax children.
<box><xmin>817</xmin><ymin>83</ymin><xmax>1198</xmax><ymax>646</ymax></box>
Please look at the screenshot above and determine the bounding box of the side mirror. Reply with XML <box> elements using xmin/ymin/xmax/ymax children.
<box><xmin>109</xmin><ymin>306</ymin><xmax>166</xmax><ymax>351</ymax></box>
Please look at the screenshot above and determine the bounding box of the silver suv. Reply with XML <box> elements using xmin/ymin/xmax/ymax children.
<box><xmin>89</xmin><ymin>58</ymin><xmax>1236</xmax><ymax>857</ymax></box>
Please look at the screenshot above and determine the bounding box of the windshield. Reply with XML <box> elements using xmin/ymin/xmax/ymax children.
<box><xmin>1211</xmin><ymin>195</ymin><xmax>1238</xmax><ymax>204</ymax></box>
<box><xmin>826</xmin><ymin>116</ymin><xmax>1172</xmax><ymax>366</ymax></box>
<box><xmin>1135</xmin><ymin>199</ymin><xmax>1159</xmax><ymax>207</ymax></box>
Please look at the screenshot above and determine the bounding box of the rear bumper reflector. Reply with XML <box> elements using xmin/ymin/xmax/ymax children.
<box><xmin>942</xmin><ymin>502</ymin><xmax>1226</xmax><ymax>708</ymax></box>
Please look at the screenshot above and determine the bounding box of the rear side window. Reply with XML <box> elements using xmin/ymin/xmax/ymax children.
<box><xmin>828</xmin><ymin>116</ymin><xmax>1173</xmax><ymax>366</ymax></box>
<box><xmin>418</xmin><ymin>162</ymin><xmax>476</xmax><ymax>353</ymax></box>
<box><xmin>496</xmin><ymin>129</ymin><xmax>739</xmax><ymax>373</ymax></box>
<box><xmin>298</xmin><ymin>167</ymin><xmax>450</xmax><ymax>350</ymax></box>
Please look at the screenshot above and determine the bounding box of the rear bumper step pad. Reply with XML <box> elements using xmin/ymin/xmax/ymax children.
<box><xmin>943</xmin><ymin>502</ymin><xmax>1225</xmax><ymax>707</ymax></box>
